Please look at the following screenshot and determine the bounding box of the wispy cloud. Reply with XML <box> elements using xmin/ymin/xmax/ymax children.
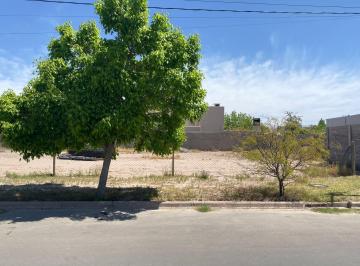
<box><xmin>202</xmin><ymin>57</ymin><xmax>360</xmax><ymax>124</ymax></box>
<box><xmin>0</xmin><ymin>56</ymin><xmax>34</xmax><ymax>93</ymax></box>
<box><xmin>2</xmin><ymin>50</ymin><xmax>360</xmax><ymax>125</ymax></box>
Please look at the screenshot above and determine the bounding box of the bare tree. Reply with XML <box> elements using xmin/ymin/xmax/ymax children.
<box><xmin>241</xmin><ymin>114</ymin><xmax>328</xmax><ymax>198</ymax></box>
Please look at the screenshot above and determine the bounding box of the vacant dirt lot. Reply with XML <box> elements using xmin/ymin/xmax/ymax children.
<box><xmin>0</xmin><ymin>149</ymin><xmax>255</xmax><ymax>178</ymax></box>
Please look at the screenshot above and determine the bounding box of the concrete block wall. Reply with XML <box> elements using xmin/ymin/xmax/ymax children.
<box><xmin>327</xmin><ymin>115</ymin><xmax>360</xmax><ymax>169</ymax></box>
<box><xmin>327</xmin><ymin>126</ymin><xmax>350</xmax><ymax>162</ymax></box>
<box><xmin>183</xmin><ymin>131</ymin><xmax>251</xmax><ymax>151</ymax></box>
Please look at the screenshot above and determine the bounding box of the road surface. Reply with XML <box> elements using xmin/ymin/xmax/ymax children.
<box><xmin>0</xmin><ymin>207</ymin><xmax>359</xmax><ymax>266</ymax></box>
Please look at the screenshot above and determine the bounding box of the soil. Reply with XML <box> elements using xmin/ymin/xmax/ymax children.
<box><xmin>0</xmin><ymin>149</ymin><xmax>255</xmax><ymax>178</ymax></box>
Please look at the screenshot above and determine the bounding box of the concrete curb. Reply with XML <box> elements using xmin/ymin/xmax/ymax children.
<box><xmin>1</xmin><ymin>201</ymin><xmax>360</xmax><ymax>211</ymax></box>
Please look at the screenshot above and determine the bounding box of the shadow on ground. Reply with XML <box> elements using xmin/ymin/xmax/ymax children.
<box><xmin>0</xmin><ymin>184</ymin><xmax>158</xmax><ymax>201</ymax></box>
<box><xmin>0</xmin><ymin>203</ymin><xmax>161</xmax><ymax>223</ymax></box>
<box><xmin>0</xmin><ymin>184</ymin><xmax>160</xmax><ymax>223</ymax></box>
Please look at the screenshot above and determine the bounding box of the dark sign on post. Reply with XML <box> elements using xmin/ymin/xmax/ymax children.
<box><xmin>253</xmin><ymin>118</ymin><xmax>261</xmax><ymax>132</ymax></box>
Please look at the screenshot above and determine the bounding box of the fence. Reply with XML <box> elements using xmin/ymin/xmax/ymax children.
<box><xmin>327</xmin><ymin>123</ymin><xmax>360</xmax><ymax>173</ymax></box>
<box><xmin>0</xmin><ymin>147</ymin><xmax>254</xmax><ymax>179</ymax></box>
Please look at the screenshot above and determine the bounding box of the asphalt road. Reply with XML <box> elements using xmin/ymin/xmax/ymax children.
<box><xmin>0</xmin><ymin>207</ymin><xmax>360</xmax><ymax>266</ymax></box>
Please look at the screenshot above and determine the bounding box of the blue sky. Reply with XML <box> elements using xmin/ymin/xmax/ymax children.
<box><xmin>2</xmin><ymin>0</ymin><xmax>360</xmax><ymax>124</ymax></box>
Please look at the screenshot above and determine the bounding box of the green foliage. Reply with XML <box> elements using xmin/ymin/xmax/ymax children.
<box><xmin>305</xmin><ymin>118</ymin><xmax>327</xmax><ymax>135</ymax></box>
<box><xmin>196</xmin><ymin>205</ymin><xmax>212</xmax><ymax>212</ymax></box>
<box><xmin>283</xmin><ymin>111</ymin><xmax>302</xmax><ymax>130</ymax></box>
<box><xmin>240</xmin><ymin>113</ymin><xmax>329</xmax><ymax>198</ymax></box>
<box><xmin>224</xmin><ymin>111</ymin><xmax>253</xmax><ymax>130</ymax></box>
<box><xmin>0</xmin><ymin>90</ymin><xmax>18</xmax><ymax>134</ymax></box>
<box><xmin>0</xmin><ymin>69</ymin><xmax>69</xmax><ymax>161</ymax></box>
<box><xmin>317</xmin><ymin>118</ymin><xmax>326</xmax><ymax>132</ymax></box>
<box><xmin>41</xmin><ymin>0</ymin><xmax>206</xmax><ymax>154</ymax></box>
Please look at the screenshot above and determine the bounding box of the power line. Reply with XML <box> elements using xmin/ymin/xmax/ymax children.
<box><xmin>1</xmin><ymin>14</ymin><xmax>358</xmax><ymax>36</ymax></box>
<box><xmin>149</xmin><ymin>7</ymin><xmax>360</xmax><ymax>15</ymax></box>
<box><xmin>0</xmin><ymin>14</ymin><xmax>95</xmax><ymax>18</ymax></box>
<box><xmin>0</xmin><ymin>13</ymin><xmax>353</xmax><ymax>19</ymax></box>
<box><xmin>182</xmin><ymin>0</ymin><xmax>360</xmax><ymax>9</ymax></box>
<box><xmin>27</xmin><ymin>0</ymin><xmax>92</xmax><ymax>5</ymax></box>
<box><xmin>25</xmin><ymin>0</ymin><xmax>360</xmax><ymax>16</ymax></box>
<box><xmin>183</xmin><ymin>15</ymin><xmax>360</xmax><ymax>29</ymax></box>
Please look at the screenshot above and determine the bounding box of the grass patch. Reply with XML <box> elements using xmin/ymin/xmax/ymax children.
<box><xmin>234</xmin><ymin>174</ymin><xmax>252</xmax><ymax>181</ymax></box>
<box><xmin>287</xmin><ymin>176</ymin><xmax>360</xmax><ymax>202</ymax></box>
<box><xmin>1</xmin><ymin>170</ymin><xmax>360</xmax><ymax>202</ymax></box>
<box><xmin>312</xmin><ymin>208</ymin><xmax>360</xmax><ymax>214</ymax></box>
<box><xmin>5</xmin><ymin>171</ymin><xmax>53</xmax><ymax>179</ymax></box>
<box><xmin>195</xmin><ymin>205</ymin><xmax>212</xmax><ymax>212</ymax></box>
<box><xmin>302</xmin><ymin>164</ymin><xmax>338</xmax><ymax>178</ymax></box>
<box><xmin>194</xmin><ymin>170</ymin><xmax>210</xmax><ymax>180</ymax></box>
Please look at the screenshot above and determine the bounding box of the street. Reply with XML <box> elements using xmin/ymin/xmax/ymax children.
<box><xmin>0</xmin><ymin>207</ymin><xmax>359</xmax><ymax>266</ymax></box>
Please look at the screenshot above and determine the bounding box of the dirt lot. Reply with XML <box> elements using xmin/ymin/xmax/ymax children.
<box><xmin>0</xmin><ymin>148</ymin><xmax>357</xmax><ymax>202</ymax></box>
<box><xmin>0</xmin><ymin>149</ymin><xmax>255</xmax><ymax>178</ymax></box>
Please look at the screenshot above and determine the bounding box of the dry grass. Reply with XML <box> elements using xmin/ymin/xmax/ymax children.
<box><xmin>142</xmin><ymin>154</ymin><xmax>181</xmax><ymax>160</ymax></box>
<box><xmin>301</xmin><ymin>163</ymin><xmax>338</xmax><ymax>178</ymax></box>
<box><xmin>312</xmin><ymin>208</ymin><xmax>360</xmax><ymax>214</ymax></box>
<box><xmin>1</xmin><ymin>162</ymin><xmax>360</xmax><ymax>202</ymax></box>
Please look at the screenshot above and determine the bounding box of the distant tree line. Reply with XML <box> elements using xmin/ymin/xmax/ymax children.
<box><xmin>224</xmin><ymin>111</ymin><xmax>253</xmax><ymax>130</ymax></box>
<box><xmin>225</xmin><ymin>111</ymin><xmax>327</xmax><ymax>134</ymax></box>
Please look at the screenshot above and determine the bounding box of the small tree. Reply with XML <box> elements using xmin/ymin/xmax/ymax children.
<box><xmin>224</xmin><ymin>111</ymin><xmax>253</xmax><ymax>130</ymax></box>
<box><xmin>241</xmin><ymin>113</ymin><xmax>328</xmax><ymax>198</ymax></box>
<box><xmin>0</xmin><ymin>62</ymin><xmax>69</xmax><ymax>176</ymax></box>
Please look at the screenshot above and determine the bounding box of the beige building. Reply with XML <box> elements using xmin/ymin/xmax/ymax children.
<box><xmin>185</xmin><ymin>104</ymin><xmax>224</xmax><ymax>133</ymax></box>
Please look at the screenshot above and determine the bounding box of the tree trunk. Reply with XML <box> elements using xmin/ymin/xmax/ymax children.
<box><xmin>278</xmin><ymin>179</ymin><xmax>285</xmax><ymax>199</ymax></box>
<box><xmin>52</xmin><ymin>155</ymin><xmax>56</xmax><ymax>177</ymax></box>
<box><xmin>96</xmin><ymin>142</ymin><xmax>115</xmax><ymax>199</ymax></box>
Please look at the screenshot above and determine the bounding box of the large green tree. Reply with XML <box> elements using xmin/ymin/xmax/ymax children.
<box><xmin>7</xmin><ymin>0</ymin><xmax>206</xmax><ymax>197</ymax></box>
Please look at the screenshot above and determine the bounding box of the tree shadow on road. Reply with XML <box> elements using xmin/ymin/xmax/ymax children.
<box><xmin>0</xmin><ymin>184</ymin><xmax>160</xmax><ymax>223</ymax></box>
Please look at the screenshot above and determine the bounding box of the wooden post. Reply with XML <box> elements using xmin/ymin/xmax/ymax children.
<box><xmin>52</xmin><ymin>155</ymin><xmax>56</xmax><ymax>177</ymax></box>
<box><xmin>351</xmin><ymin>141</ymin><xmax>356</xmax><ymax>176</ymax></box>
<box><xmin>330</xmin><ymin>193</ymin><xmax>335</xmax><ymax>207</ymax></box>
<box><xmin>347</xmin><ymin>125</ymin><xmax>352</xmax><ymax>146</ymax></box>
<box><xmin>171</xmin><ymin>149</ymin><xmax>175</xmax><ymax>177</ymax></box>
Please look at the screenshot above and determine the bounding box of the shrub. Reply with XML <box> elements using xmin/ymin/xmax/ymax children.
<box><xmin>195</xmin><ymin>170</ymin><xmax>210</xmax><ymax>180</ymax></box>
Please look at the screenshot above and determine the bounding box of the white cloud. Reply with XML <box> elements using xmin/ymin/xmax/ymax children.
<box><xmin>202</xmin><ymin>57</ymin><xmax>360</xmax><ymax>125</ymax></box>
<box><xmin>2</xmin><ymin>50</ymin><xmax>360</xmax><ymax>126</ymax></box>
<box><xmin>0</xmin><ymin>56</ymin><xmax>34</xmax><ymax>93</ymax></box>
